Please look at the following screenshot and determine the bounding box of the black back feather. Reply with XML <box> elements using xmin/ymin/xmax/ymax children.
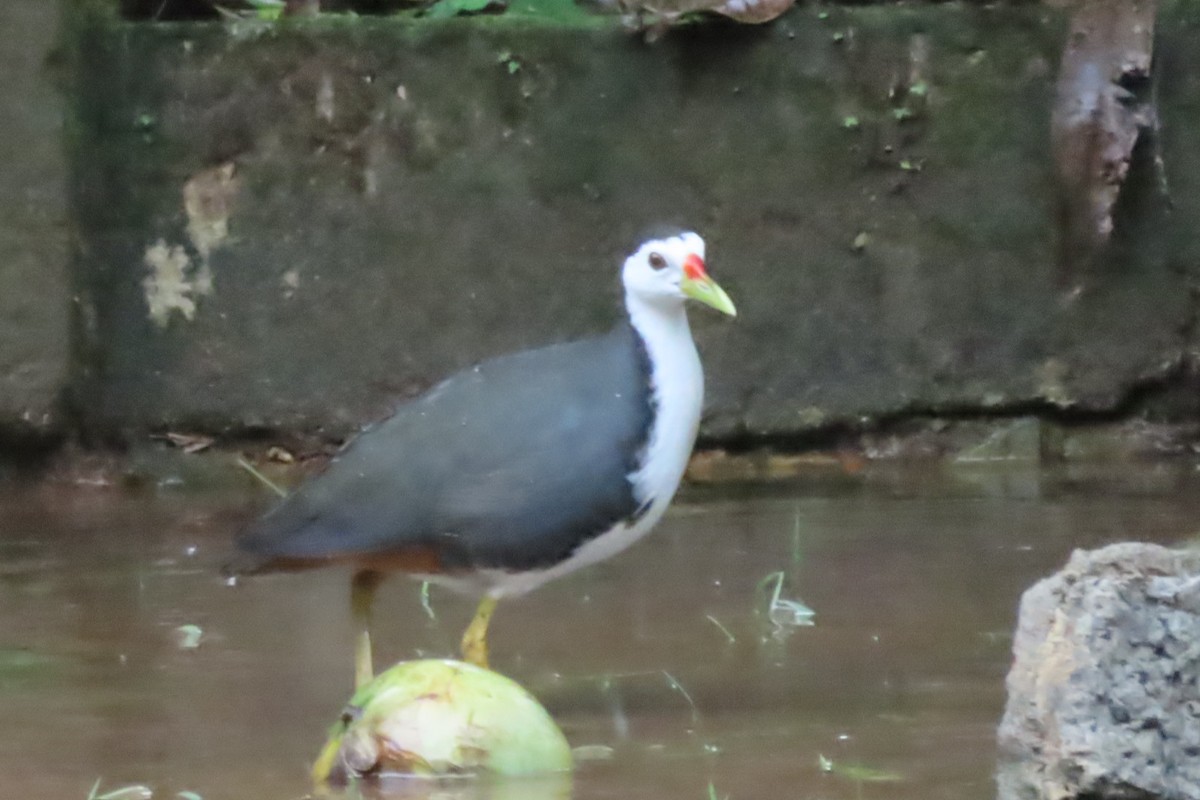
<box><xmin>230</xmin><ymin>323</ymin><xmax>654</xmax><ymax>574</ymax></box>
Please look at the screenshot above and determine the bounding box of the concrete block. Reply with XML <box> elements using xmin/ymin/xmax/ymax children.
<box><xmin>0</xmin><ymin>1</ymin><xmax>70</xmax><ymax>447</ymax></box>
<box><xmin>65</xmin><ymin>5</ymin><xmax>1200</xmax><ymax>443</ymax></box>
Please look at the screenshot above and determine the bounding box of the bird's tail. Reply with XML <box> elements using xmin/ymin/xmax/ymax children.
<box><xmin>220</xmin><ymin>548</ymin><xmax>272</xmax><ymax>579</ymax></box>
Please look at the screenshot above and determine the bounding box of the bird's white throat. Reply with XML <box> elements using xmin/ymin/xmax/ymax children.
<box><xmin>623</xmin><ymin>292</ymin><xmax>704</xmax><ymax>514</ymax></box>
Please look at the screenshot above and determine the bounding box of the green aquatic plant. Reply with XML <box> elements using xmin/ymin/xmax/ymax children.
<box><xmin>705</xmin><ymin>613</ymin><xmax>736</xmax><ymax>644</ymax></box>
<box><xmin>212</xmin><ymin>0</ymin><xmax>286</xmax><ymax>20</ymax></box>
<box><xmin>235</xmin><ymin>456</ymin><xmax>287</xmax><ymax>498</ymax></box>
<box><xmin>418</xmin><ymin>580</ymin><xmax>436</xmax><ymax>620</ymax></box>
<box><xmin>86</xmin><ymin>781</ymin><xmax>153</xmax><ymax>800</ymax></box>
<box><xmin>245</xmin><ymin>0</ymin><xmax>285</xmax><ymax>17</ymax></box>
<box><xmin>756</xmin><ymin>571</ymin><xmax>815</xmax><ymax>628</ymax></box>
<box><xmin>174</xmin><ymin>624</ymin><xmax>203</xmax><ymax>650</ymax></box>
<box><xmin>661</xmin><ymin>669</ymin><xmax>699</xmax><ymax>725</ymax></box>
<box><xmin>497</xmin><ymin>50</ymin><xmax>522</xmax><ymax>74</ymax></box>
<box><xmin>819</xmin><ymin>753</ymin><xmax>903</xmax><ymax>782</ymax></box>
<box><xmin>0</xmin><ymin>648</ymin><xmax>61</xmax><ymax>690</ymax></box>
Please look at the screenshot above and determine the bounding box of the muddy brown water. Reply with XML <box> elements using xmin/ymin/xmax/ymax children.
<box><xmin>1</xmin><ymin>461</ymin><xmax>1197</xmax><ymax>800</ymax></box>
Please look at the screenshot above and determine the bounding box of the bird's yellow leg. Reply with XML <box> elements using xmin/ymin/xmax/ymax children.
<box><xmin>460</xmin><ymin>595</ymin><xmax>499</xmax><ymax>670</ymax></box>
<box><xmin>351</xmin><ymin>570</ymin><xmax>385</xmax><ymax>690</ymax></box>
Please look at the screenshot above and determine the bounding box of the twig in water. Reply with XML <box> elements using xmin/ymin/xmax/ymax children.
<box><xmin>236</xmin><ymin>456</ymin><xmax>287</xmax><ymax>498</ymax></box>
<box><xmin>87</xmin><ymin>781</ymin><xmax>153</xmax><ymax>800</ymax></box>
<box><xmin>662</xmin><ymin>669</ymin><xmax>699</xmax><ymax>726</ymax></box>
<box><xmin>419</xmin><ymin>581</ymin><xmax>436</xmax><ymax>621</ymax></box>
<box><xmin>790</xmin><ymin>506</ymin><xmax>804</xmax><ymax>567</ymax></box>
<box><xmin>705</xmin><ymin>614</ymin><xmax>736</xmax><ymax>645</ymax></box>
<box><xmin>757</xmin><ymin>571</ymin><xmax>815</xmax><ymax>628</ymax></box>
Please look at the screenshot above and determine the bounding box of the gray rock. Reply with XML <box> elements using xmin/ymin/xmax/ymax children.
<box><xmin>997</xmin><ymin>543</ymin><xmax>1200</xmax><ymax>800</ymax></box>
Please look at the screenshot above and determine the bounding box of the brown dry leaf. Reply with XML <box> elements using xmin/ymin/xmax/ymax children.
<box><xmin>267</xmin><ymin>446</ymin><xmax>296</xmax><ymax>464</ymax></box>
<box><xmin>685</xmin><ymin>449</ymin><xmax>733</xmax><ymax>483</ymax></box>
<box><xmin>836</xmin><ymin>451</ymin><xmax>868</xmax><ymax>476</ymax></box>
<box><xmin>160</xmin><ymin>432</ymin><xmax>215</xmax><ymax>454</ymax></box>
<box><xmin>715</xmin><ymin>0</ymin><xmax>793</xmax><ymax>24</ymax></box>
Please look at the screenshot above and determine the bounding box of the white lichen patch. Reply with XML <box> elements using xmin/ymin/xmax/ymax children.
<box><xmin>796</xmin><ymin>406</ymin><xmax>827</xmax><ymax>426</ymax></box>
<box><xmin>143</xmin><ymin>162</ymin><xmax>239</xmax><ymax>327</ymax></box>
<box><xmin>316</xmin><ymin>73</ymin><xmax>336</xmax><ymax>122</ymax></box>
<box><xmin>1036</xmin><ymin>358</ymin><xmax>1073</xmax><ymax>408</ymax></box>
<box><xmin>184</xmin><ymin>162</ymin><xmax>239</xmax><ymax>261</ymax></box>
<box><xmin>281</xmin><ymin>268</ymin><xmax>301</xmax><ymax>299</ymax></box>
<box><xmin>143</xmin><ymin>239</ymin><xmax>210</xmax><ymax>327</ymax></box>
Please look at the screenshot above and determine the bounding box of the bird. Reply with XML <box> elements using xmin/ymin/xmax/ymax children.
<box><xmin>225</xmin><ymin>230</ymin><xmax>735</xmax><ymax>688</ymax></box>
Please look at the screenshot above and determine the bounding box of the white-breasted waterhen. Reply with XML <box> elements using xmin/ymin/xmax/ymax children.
<box><xmin>225</xmin><ymin>231</ymin><xmax>735</xmax><ymax>687</ymax></box>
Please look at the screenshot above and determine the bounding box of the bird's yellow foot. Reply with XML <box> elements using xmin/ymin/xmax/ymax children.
<box><xmin>352</xmin><ymin>570</ymin><xmax>385</xmax><ymax>690</ymax></box>
<box><xmin>460</xmin><ymin>596</ymin><xmax>499</xmax><ymax>670</ymax></box>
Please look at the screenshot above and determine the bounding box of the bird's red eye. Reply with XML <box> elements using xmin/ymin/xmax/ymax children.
<box><xmin>648</xmin><ymin>252</ymin><xmax>668</xmax><ymax>270</ymax></box>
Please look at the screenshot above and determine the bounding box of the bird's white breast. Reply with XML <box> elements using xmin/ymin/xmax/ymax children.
<box><xmin>414</xmin><ymin>297</ymin><xmax>704</xmax><ymax>600</ymax></box>
<box><xmin>464</xmin><ymin>297</ymin><xmax>704</xmax><ymax>599</ymax></box>
<box><xmin>625</xmin><ymin>302</ymin><xmax>704</xmax><ymax>516</ymax></box>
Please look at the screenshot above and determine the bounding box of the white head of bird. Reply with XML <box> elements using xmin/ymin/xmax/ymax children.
<box><xmin>622</xmin><ymin>231</ymin><xmax>737</xmax><ymax>317</ymax></box>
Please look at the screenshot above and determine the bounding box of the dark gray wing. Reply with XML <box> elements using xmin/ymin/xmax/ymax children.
<box><xmin>230</xmin><ymin>323</ymin><xmax>653</xmax><ymax>574</ymax></box>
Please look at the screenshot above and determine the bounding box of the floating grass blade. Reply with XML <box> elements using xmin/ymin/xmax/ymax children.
<box><xmin>756</xmin><ymin>571</ymin><xmax>815</xmax><ymax>628</ymax></box>
<box><xmin>235</xmin><ymin>456</ymin><xmax>287</xmax><ymax>498</ymax></box>
<box><xmin>87</xmin><ymin>783</ymin><xmax>154</xmax><ymax>800</ymax></box>
<box><xmin>705</xmin><ymin>614</ymin><xmax>736</xmax><ymax>645</ymax></box>
<box><xmin>419</xmin><ymin>581</ymin><xmax>436</xmax><ymax>621</ymax></box>
<box><xmin>661</xmin><ymin>670</ymin><xmax>699</xmax><ymax>726</ymax></box>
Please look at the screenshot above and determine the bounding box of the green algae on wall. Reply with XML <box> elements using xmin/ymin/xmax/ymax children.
<box><xmin>63</xmin><ymin>5</ymin><xmax>1200</xmax><ymax>445</ymax></box>
<box><xmin>0</xmin><ymin>0</ymin><xmax>71</xmax><ymax>451</ymax></box>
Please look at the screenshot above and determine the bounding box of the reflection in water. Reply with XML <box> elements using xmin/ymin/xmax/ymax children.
<box><xmin>0</xmin><ymin>462</ymin><xmax>1195</xmax><ymax>800</ymax></box>
<box><xmin>348</xmin><ymin>773</ymin><xmax>572</xmax><ymax>800</ymax></box>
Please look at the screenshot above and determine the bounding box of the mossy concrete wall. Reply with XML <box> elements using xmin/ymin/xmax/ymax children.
<box><xmin>62</xmin><ymin>5</ymin><xmax>1200</xmax><ymax>445</ymax></box>
<box><xmin>0</xmin><ymin>1</ymin><xmax>70</xmax><ymax>449</ymax></box>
